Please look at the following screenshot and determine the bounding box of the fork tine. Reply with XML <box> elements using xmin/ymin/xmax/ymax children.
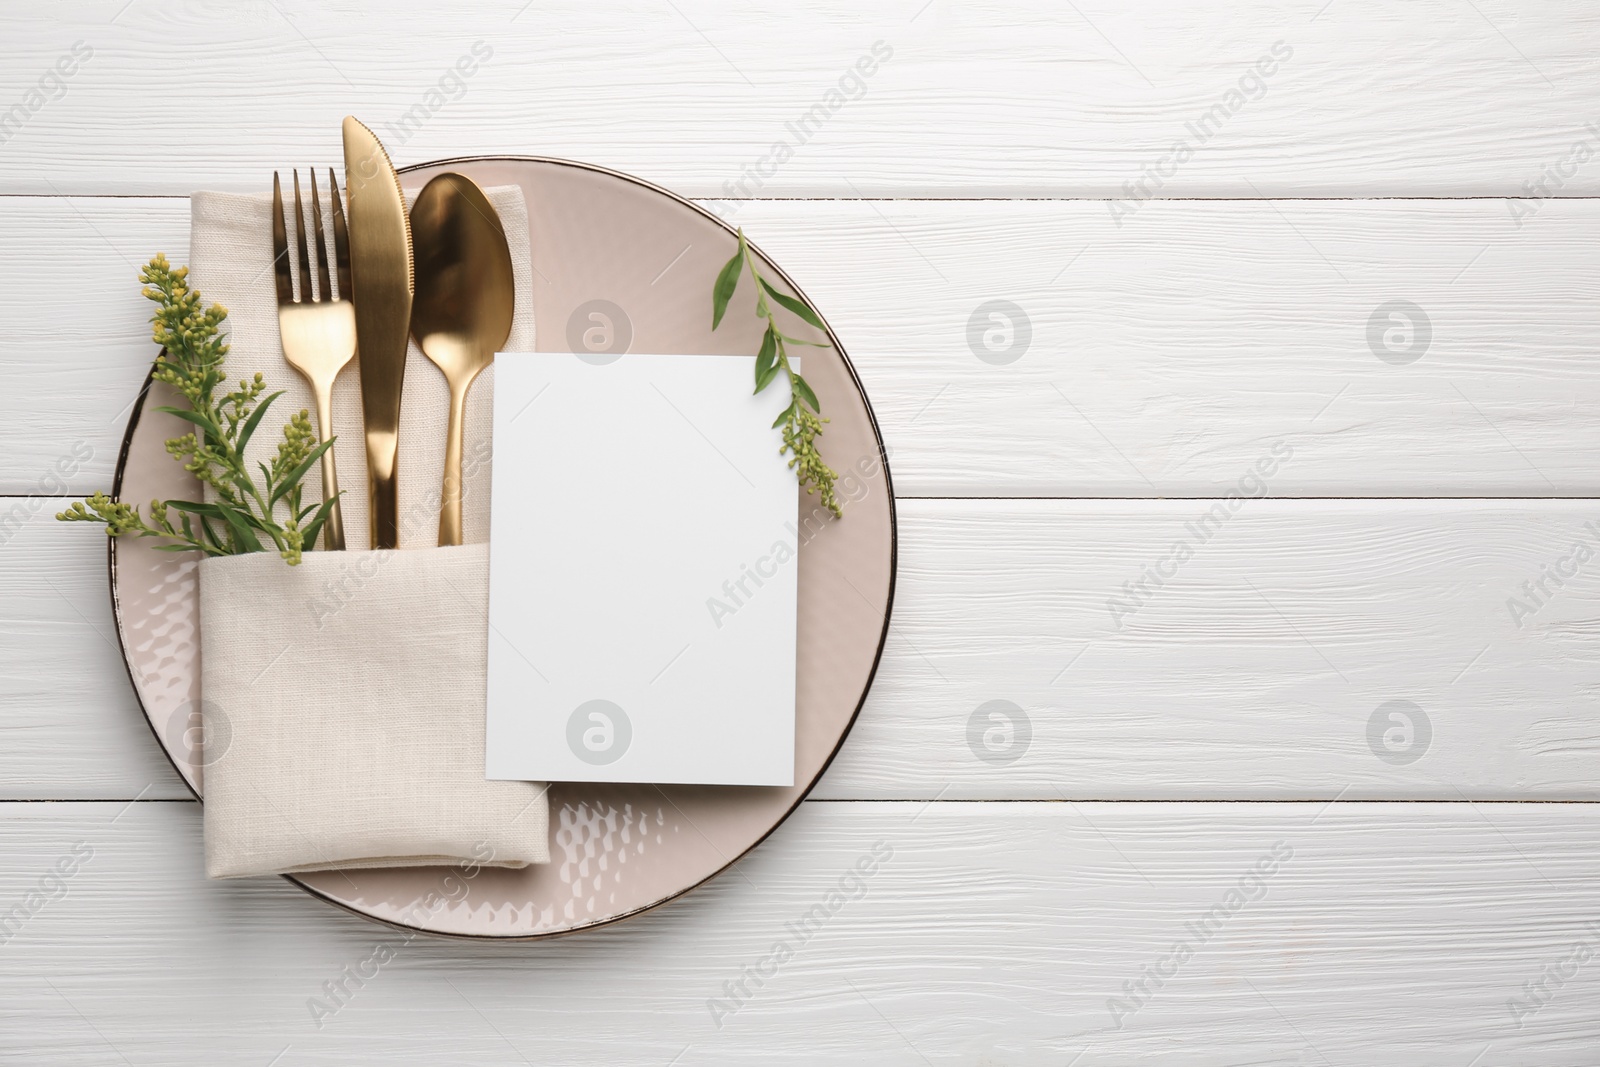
<box><xmin>328</xmin><ymin>168</ymin><xmax>352</xmax><ymax>302</ymax></box>
<box><xmin>291</xmin><ymin>170</ymin><xmax>313</xmax><ymax>301</ymax></box>
<box><xmin>308</xmin><ymin>169</ymin><xmax>333</xmax><ymax>303</ymax></box>
<box><xmin>270</xmin><ymin>172</ymin><xmax>293</xmax><ymax>306</ymax></box>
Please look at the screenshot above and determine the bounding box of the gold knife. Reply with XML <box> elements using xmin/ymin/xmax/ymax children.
<box><xmin>341</xmin><ymin>116</ymin><xmax>413</xmax><ymax>549</ymax></box>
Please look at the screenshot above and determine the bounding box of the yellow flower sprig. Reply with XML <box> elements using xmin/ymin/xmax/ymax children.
<box><xmin>58</xmin><ymin>255</ymin><xmax>338</xmax><ymax>564</ymax></box>
<box><xmin>711</xmin><ymin>230</ymin><xmax>841</xmax><ymax>518</ymax></box>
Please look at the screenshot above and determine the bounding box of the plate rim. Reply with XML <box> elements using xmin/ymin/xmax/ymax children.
<box><xmin>107</xmin><ymin>152</ymin><xmax>898</xmax><ymax>941</ymax></box>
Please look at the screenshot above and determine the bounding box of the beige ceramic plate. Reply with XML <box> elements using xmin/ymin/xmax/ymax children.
<box><xmin>109</xmin><ymin>156</ymin><xmax>896</xmax><ymax>939</ymax></box>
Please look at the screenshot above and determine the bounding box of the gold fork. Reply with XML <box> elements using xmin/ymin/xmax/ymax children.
<box><xmin>272</xmin><ymin>169</ymin><xmax>355</xmax><ymax>550</ymax></box>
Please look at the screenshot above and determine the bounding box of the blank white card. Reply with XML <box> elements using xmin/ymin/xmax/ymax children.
<box><xmin>485</xmin><ymin>353</ymin><xmax>798</xmax><ymax>786</ymax></box>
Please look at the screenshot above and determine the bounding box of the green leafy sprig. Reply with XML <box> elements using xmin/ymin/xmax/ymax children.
<box><xmin>712</xmin><ymin>229</ymin><xmax>841</xmax><ymax>517</ymax></box>
<box><xmin>57</xmin><ymin>255</ymin><xmax>337</xmax><ymax>565</ymax></box>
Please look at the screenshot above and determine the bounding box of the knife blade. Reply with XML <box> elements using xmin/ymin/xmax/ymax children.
<box><xmin>342</xmin><ymin>115</ymin><xmax>413</xmax><ymax>550</ymax></box>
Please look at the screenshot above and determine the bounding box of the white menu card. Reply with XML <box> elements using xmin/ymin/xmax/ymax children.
<box><xmin>485</xmin><ymin>353</ymin><xmax>798</xmax><ymax>786</ymax></box>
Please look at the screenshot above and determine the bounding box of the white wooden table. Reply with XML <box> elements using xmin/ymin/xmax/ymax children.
<box><xmin>4</xmin><ymin>2</ymin><xmax>1599</xmax><ymax>1062</ymax></box>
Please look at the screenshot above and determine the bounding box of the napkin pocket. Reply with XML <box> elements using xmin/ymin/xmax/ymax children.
<box><xmin>198</xmin><ymin>543</ymin><xmax>548</xmax><ymax>879</ymax></box>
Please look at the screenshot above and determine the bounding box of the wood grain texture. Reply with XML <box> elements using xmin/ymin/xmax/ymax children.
<box><xmin>739</xmin><ymin>197</ymin><xmax>1600</xmax><ymax>497</ymax></box>
<box><xmin>2</xmin><ymin>1</ymin><xmax>1599</xmax><ymax>196</ymax></box>
<box><xmin>8</xmin><ymin>196</ymin><xmax>1600</xmax><ymax>497</ymax></box>
<box><xmin>0</xmin><ymin>196</ymin><xmax>186</xmax><ymax>496</ymax></box>
<box><xmin>0</xmin><ymin>518</ymin><xmax>177</xmax><ymax>800</ymax></box>
<box><xmin>816</xmin><ymin>499</ymin><xmax>1600</xmax><ymax>800</ymax></box>
<box><xmin>1</xmin><ymin>800</ymin><xmax>1597</xmax><ymax>1065</ymax></box>
<box><xmin>6</xmin><ymin>7</ymin><xmax>1600</xmax><ymax>1061</ymax></box>
<box><xmin>11</xmin><ymin>498</ymin><xmax>1600</xmax><ymax>802</ymax></box>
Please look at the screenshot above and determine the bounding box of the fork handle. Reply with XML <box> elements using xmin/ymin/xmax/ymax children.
<box><xmin>313</xmin><ymin>387</ymin><xmax>345</xmax><ymax>551</ymax></box>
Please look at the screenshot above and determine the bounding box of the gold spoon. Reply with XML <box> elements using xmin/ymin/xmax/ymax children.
<box><xmin>409</xmin><ymin>173</ymin><xmax>515</xmax><ymax>546</ymax></box>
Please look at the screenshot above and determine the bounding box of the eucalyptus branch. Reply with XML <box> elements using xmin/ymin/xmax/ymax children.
<box><xmin>57</xmin><ymin>255</ymin><xmax>339</xmax><ymax>564</ymax></box>
<box><xmin>711</xmin><ymin>229</ymin><xmax>842</xmax><ymax>517</ymax></box>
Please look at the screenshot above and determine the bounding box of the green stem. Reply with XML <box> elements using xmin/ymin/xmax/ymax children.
<box><xmin>742</xmin><ymin>246</ymin><xmax>802</xmax><ymax>406</ymax></box>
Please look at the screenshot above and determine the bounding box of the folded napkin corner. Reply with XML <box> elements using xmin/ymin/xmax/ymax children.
<box><xmin>199</xmin><ymin>544</ymin><xmax>548</xmax><ymax>880</ymax></box>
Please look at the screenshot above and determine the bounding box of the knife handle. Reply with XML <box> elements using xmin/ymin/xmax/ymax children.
<box><xmin>367</xmin><ymin>432</ymin><xmax>399</xmax><ymax>549</ymax></box>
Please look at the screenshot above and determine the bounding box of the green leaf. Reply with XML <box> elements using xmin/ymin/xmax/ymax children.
<box><xmin>235</xmin><ymin>390</ymin><xmax>283</xmax><ymax>454</ymax></box>
<box><xmin>269</xmin><ymin>437</ymin><xmax>335</xmax><ymax>507</ymax></box>
<box><xmin>232</xmin><ymin>507</ymin><xmax>275</xmax><ymax>534</ymax></box>
<box><xmin>230</xmin><ymin>468</ymin><xmax>261</xmax><ymax>501</ymax></box>
<box><xmin>154</xmin><ymin>405</ymin><xmax>224</xmax><ymax>441</ymax></box>
<box><xmin>299</xmin><ymin>495</ymin><xmax>341</xmax><ymax>552</ymax></box>
<box><xmin>296</xmin><ymin>497</ymin><xmax>330</xmax><ymax>525</ymax></box>
<box><xmin>217</xmin><ymin>504</ymin><xmax>263</xmax><ymax>553</ymax></box>
<box><xmin>792</xmin><ymin>373</ymin><xmax>821</xmax><ymax>413</ymax></box>
<box><xmin>758</xmin><ymin>277</ymin><xmax>824</xmax><ymax>329</ymax></box>
<box><xmin>164</xmin><ymin>499</ymin><xmax>226</xmax><ymax>519</ymax></box>
<box><xmin>711</xmin><ymin>245</ymin><xmax>745</xmax><ymax>330</ymax></box>
<box><xmin>753</xmin><ymin>328</ymin><xmax>778</xmax><ymax>392</ymax></box>
<box><xmin>755</xmin><ymin>360</ymin><xmax>783</xmax><ymax>393</ymax></box>
<box><xmin>778</xmin><ymin>334</ymin><xmax>831</xmax><ymax>347</ymax></box>
<box><xmin>772</xmin><ymin>401</ymin><xmax>795</xmax><ymax>430</ymax></box>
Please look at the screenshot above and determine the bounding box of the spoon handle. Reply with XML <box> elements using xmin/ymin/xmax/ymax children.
<box><xmin>438</xmin><ymin>375</ymin><xmax>470</xmax><ymax>547</ymax></box>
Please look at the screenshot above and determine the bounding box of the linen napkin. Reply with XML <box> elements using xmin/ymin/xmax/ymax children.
<box><xmin>187</xmin><ymin>183</ymin><xmax>546</xmax><ymax>879</ymax></box>
<box><xmin>199</xmin><ymin>544</ymin><xmax>548</xmax><ymax>877</ymax></box>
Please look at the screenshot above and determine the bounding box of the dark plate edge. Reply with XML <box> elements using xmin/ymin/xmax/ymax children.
<box><xmin>109</xmin><ymin>365</ymin><xmax>203</xmax><ymax>801</ymax></box>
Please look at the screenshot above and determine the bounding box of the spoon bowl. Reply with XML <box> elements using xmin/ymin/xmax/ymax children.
<box><xmin>409</xmin><ymin>172</ymin><xmax>515</xmax><ymax>546</ymax></box>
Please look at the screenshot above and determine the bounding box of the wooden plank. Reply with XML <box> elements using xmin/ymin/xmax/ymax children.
<box><xmin>814</xmin><ymin>498</ymin><xmax>1600</xmax><ymax>800</ymax></box>
<box><xmin>1</xmin><ymin>1</ymin><xmax>1598</xmax><ymax>196</ymax></box>
<box><xmin>0</xmin><ymin>518</ymin><xmax>181</xmax><ymax>800</ymax></box>
<box><xmin>10</xmin><ymin>498</ymin><xmax>1600</xmax><ymax>801</ymax></box>
<box><xmin>7</xmin><ymin>196</ymin><xmax>1600</xmax><ymax>496</ymax></box>
<box><xmin>740</xmin><ymin>197</ymin><xmax>1600</xmax><ymax>497</ymax></box>
<box><xmin>0</xmin><ymin>196</ymin><xmax>186</xmax><ymax>496</ymax></box>
<box><xmin>1</xmin><ymin>799</ymin><xmax>1596</xmax><ymax>1064</ymax></box>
